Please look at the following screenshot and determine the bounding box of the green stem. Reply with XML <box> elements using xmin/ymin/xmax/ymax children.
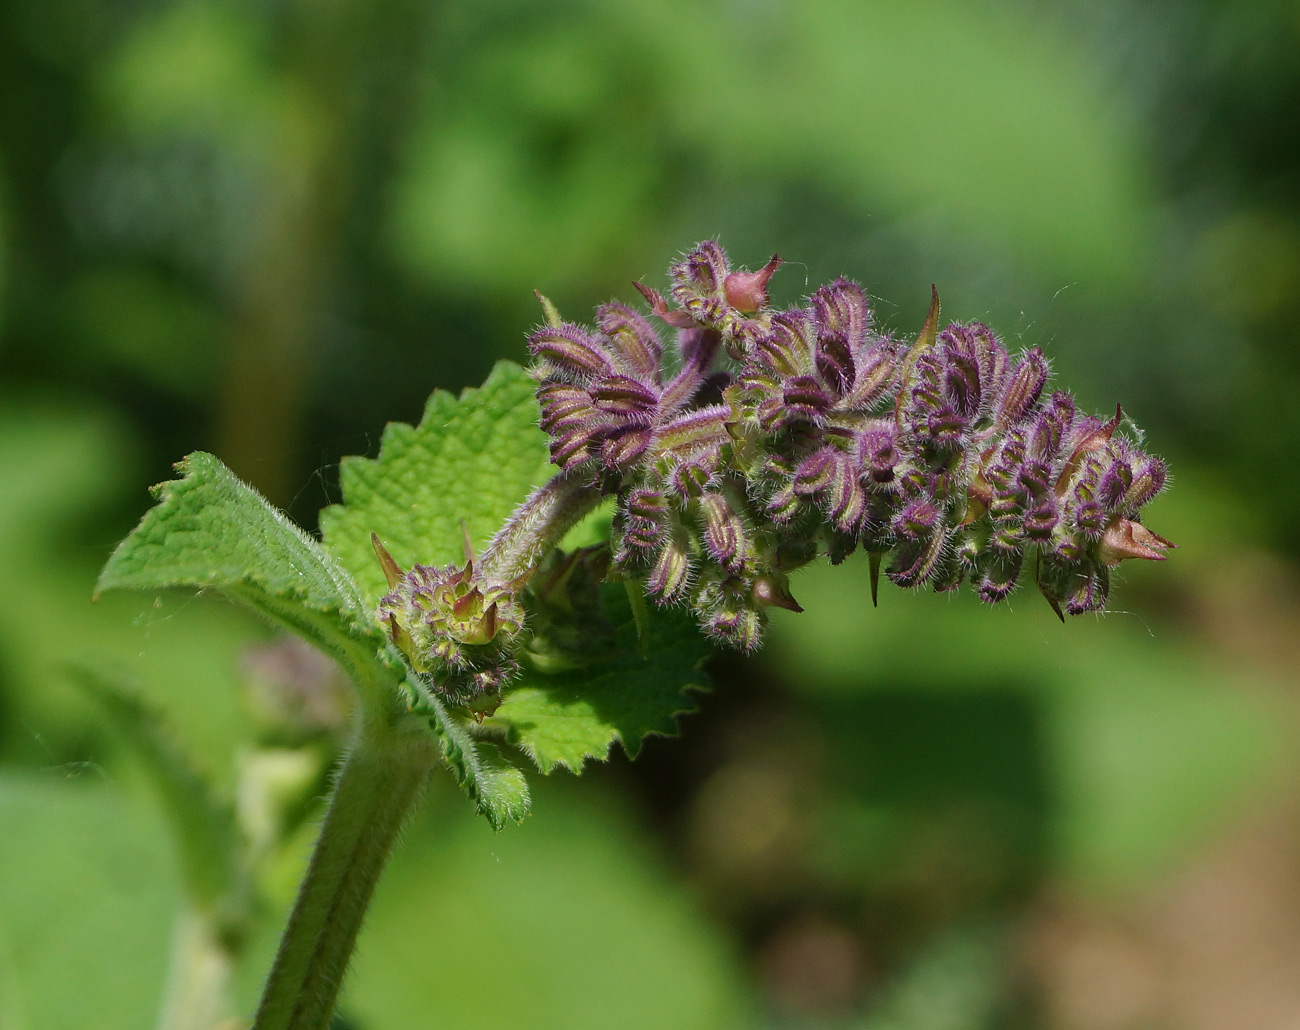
<box><xmin>252</xmin><ymin>710</ymin><xmax>438</xmax><ymax>1030</ymax></box>
<box><xmin>479</xmin><ymin>468</ymin><xmax>602</xmax><ymax>582</ymax></box>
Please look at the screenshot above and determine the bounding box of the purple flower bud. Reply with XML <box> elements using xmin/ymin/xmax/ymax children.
<box><xmin>887</xmin><ymin>528</ymin><xmax>947</xmax><ymax>588</ymax></box>
<box><xmin>1061</xmin><ymin>562</ymin><xmax>1110</xmax><ymax>615</ymax></box>
<box><xmin>1031</xmin><ymin>393</ymin><xmax>1075</xmax><ymax>460</ymax></box>
<box><xmin>647</xmin><ymin>529</ymin><xmax>693</xmax><ymax>603</ymax></box>
<box><xmin>755</xmin><ymin>310</ymin><xmax>815</xmax><ymax>377</ymax></box>
<box><xmin>528</xmin><ymin>324</ymin><xmax>613</xmax><ymax>381</ymax></box>
<box><xmin>990</xmin><ymin>522</ymin><xmax>1024</xmax><ymax>553</ymax></box>
<box><xmin>1072</xmin><ymin>499</ymin><xmax>1106</xmax><ymax>539</ymax></box>
<box><xmin>616</xmin><ymin>489</ymin><xmax>669</xmax><ymax>563</ymax></box>
<box><xmin>977</xmin><ymin>552</ymin><xmax>1023</xmax><ymax>604</ymax></box>
<box><xmin>793</xmin><ymin>447</ymin><xmax>838</xmax><ymax>496</ymax></box>
<box><xmin>815</xmin><ymin>335</ymin><xmax>855</xmax><ymax>396</ymax></box>
<box><xmin>938</xmin><ymin>327</ymin><xmax>983</xmax><ymax>418</ymax></box>
<box><xmin>700</xmin><ymin>492</ymin><xmax>751</xmax><ymax>573</ymax></box>
<box><xmin>781</xmin><ymin>375</ymin><xmax>834</xmax><ymax>425</ymax></box>
<box><xmin>966</xmin><ymin>323</ymin><xmax>1007</xmax><ymax>400</ymax></box>
<box><xmin>1023</xmin><ymin>497</ymin><xmax>1059</xmax><ymax>540</ymax></box>
<box><xmin>537</xmin><ymin>383</ymin><xmax>596</xmax><ymax>432</ymax></box>
<box><xmin>925</xmin><ymin>404</ymin><xmax>967</xmax><ymax>450</ymax></box>
<box><xmin>829</xmin><ymin>461</ymin><xmax>867</xmax><ymax>531</ymax></box>
<box><xmin>704</xmin><ymin>604</ymin><xmax>762</xmax><ymax>651</ymax></box>
<box><xmin>669</xmin><ymin>458</ymin><xmax>715</xmax><ymax>500</ymax></box>
<box><xmin>893</xmin><ymin>498</ymin><xmax>940</xmax><ymax>539</ymax></box>
<box><xmin>596</xmin><ymin>301</ymin><xmax>664</xmax><ymax>380</ymax></box>
<box><xmin>1122</xmin><ymin>453</ymin><xmax>1167</xmax><ymax>512</ymax></box>
<box><xmin>1054</xmin><ymin>405</ymin><xmax>1122</xmax><ymax>497</ymax></box>
<box><xmin>600</xmin><ymin>426</ymin><xmax>653</xmax><ymax>470</ymax></box>
<box><xmin>671</xmin><ymin>240</ymin><xmax>729</xmax><ymax>303</ymax></box>
<box><xmin>1017</xmin><ymin>461</ymin><xmax>1052</xmax><ymax>498</ymax></box>
<box><xmin>591</xmin><ymin>375</ymin><xmax>660</xmax><ymax>416</ymax></box>
<box><xmin>812</xmin><ymin>278</ymin><xmax>871</xmax><ymax>336</ymax></box>
<box><xmin>654</xmin><ymin>404</ymin><xmax>730</xmax><ymax>460</ymax></box>
<box><xmin>996</xmin><ymin>348</ymin><xmax>1049</xmax><ymax>425</ymax></box>
<box><xmin>860</xmin><ymin>423</ymin><xmax>898</xmax><ymax>484</ymax></box>
<box><xmin>842</xmin><ymin>340</ymin><xmax>899</xmax><ymax>409</ymax></box>
<box><xmin>551</xmin><ymin>427</ymin><xmax>597</xmax><ymax>470</ymax></box>
<box><xmin>1098</xmin><ymin>459</ymin><xmax>1132</xmax><ymax>509</ymax></box>
<box><xmin>765</xmin><ymin>484</ymin><xmax>801</xmax><ymax>522</ymax></box>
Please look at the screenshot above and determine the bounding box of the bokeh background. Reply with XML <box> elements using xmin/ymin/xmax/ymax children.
<box><xmin>3</xmin><ymin>0</ymin><xmax>1300</xmax><ymax>1027</ymax></box>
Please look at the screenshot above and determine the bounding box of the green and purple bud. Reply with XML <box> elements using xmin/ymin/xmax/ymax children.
<box><xmin>373</xmin><ymin>535</ymin><xmax>527</xmax><ymax>713</ymax></box>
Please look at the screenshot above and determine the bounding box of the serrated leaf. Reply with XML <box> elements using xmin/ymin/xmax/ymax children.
<box><xmin>419</xmin><ymin>690</ymin><xmax>530</xmax><ymax>829</ymax></box>
<box><xmin>490</xmin><ymin>587</ymin><xmax>711</xmax><ymax>773</ymax></box>
<box><xmin>96</xmin><ymin>452</ymin><xmax>393</xmax><ymax>706</ymax></box>
<box><xmin>319</xmin><ymin>360</ymin><xmax>553</xmax><ymax>604</ymax></box>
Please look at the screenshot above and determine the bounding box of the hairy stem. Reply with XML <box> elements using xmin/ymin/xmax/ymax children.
<box><xmin>252</xmin><ymin>710</ymin><xmax>438</xmax><ymax>1030</ymax></box>
<box><xmin>479</xmin><ymin>468</ymin><xmax>602</xmax><ymax>582</ymax></box>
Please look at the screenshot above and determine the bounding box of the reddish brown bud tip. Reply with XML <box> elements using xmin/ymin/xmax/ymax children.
<box><xmin>723</xmin><ymin>253</ymin><xmax>782</xmax><ymax>313</ymax></box>
<box><xmin>372</xmin><ymin>533</ymin><xmax>404</xmax><ymax>590</ymax></box>
<box><xmin>633</xmin><ymin>281</ymin><xmax>697</xmax><ymax>327</ymax></box>
<box><xmin>895</xmin><ymin>285</ymin><xmax>942</xmax><ymax>428</ymax></box>
<box><xmin>1055</xmin><ymin>404</ymin><xmax>1124</xmax><ymax>496</ymax></box>
<box><xmin>451</xmin><ymin>586</ymin><xmax>481</xmax><ymax>619</ymax></box>
<box><xmin>1097</xmin><ymin>518</ymin><xmax>1175</xmax><ymax>565</ymax></box>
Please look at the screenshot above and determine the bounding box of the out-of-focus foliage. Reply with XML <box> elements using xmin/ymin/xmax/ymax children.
<box><xmin>2</xmin><ymin>0</ymin><xmax>1299</xmax><ymax>1026</ymax></box>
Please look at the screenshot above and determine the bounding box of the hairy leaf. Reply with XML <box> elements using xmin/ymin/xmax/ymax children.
<box><xmin>319</xmin><ymin>359</ymin><xmax>708</xmax><ymax>782</ymax></box>
<box><xmin>319</xmin><ymin>360</ymin><xmax>553</xmax><ymax>604</ymax></box>
<box><xmin>95</xmin><ymin>452</ymin><xmax>394</xmax><ymax>708</ymax></box>
<box><xmin>418</xmin><ymin>689</ymin><xmax>531</xmax><ymax>830</ymax></box>
<box><xmin>490</xmin><ymin>586</ymin><xmax>710</xmax><ymax>773</ymax></box>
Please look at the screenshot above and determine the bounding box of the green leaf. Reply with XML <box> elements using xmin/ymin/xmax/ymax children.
<box><xmin>319</xmin><ymin>360</ymin><xmax>553</xmax><ymax>605</ymax></box>
<box><xmin>316</xmin><ymin>360</ymin><xmax>706</xmax><ymax>791</ymax></box>
<box><xmin>490</xmin><ymin>587</ymin><xmax>711</xmax><ymax>773</ymax></box>
<box><xmin>419</xmin><ymin>690</ymin><xmax>531</xmax><ymax>831</ymax></box>
<box><xmin>96</xmin><ymin>451</ymin><xmax>394</xmax><ymax>709</ymax></box>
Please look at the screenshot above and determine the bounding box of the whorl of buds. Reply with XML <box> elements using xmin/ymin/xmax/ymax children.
<box><xmin>373</xmin><ymin>535</ymin><xmax>526</xmax><ymax>714</ymax></box>
<box><xmin>528</xmin><ymin>241</ymin><xmax>1173</xmax><ymax>646</ymax></box>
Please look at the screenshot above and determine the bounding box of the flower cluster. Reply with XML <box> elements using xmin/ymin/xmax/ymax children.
<box><xmin>376</xmin><ymin>242</ymin><xmax>1171</xmax><ymax>711</ymax></box>
<box><xmin>528</xmin><ymin>241</ymin><xmax>1172</xmax><ymax>649</ymax></box>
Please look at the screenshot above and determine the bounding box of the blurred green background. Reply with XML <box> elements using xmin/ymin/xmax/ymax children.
<box><xmin>3</xmin><ymin>0</ymin><xmax>1300</xmax><ymax>1027</ymax></box>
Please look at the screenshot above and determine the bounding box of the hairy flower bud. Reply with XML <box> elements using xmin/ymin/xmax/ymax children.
<box><xmin>374</xmin><ymin>543</ymin><xmax>526</xmax><ymax>712</ymax></box>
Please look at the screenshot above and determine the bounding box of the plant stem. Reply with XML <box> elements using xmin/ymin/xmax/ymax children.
<box><xmin>479</xmin><ymin>468</ymin><xmax>602</xmax><ymax>582</ymax></box>
<box><xmin>252</xmin><ymin>709</ymin><xmax>438</xmax><ymax>1030</ymax></box>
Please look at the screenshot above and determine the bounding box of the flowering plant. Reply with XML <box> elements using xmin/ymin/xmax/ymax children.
<box><xmin>96</xmin><ymin>243</ymin><xmax>1170</xmax><ymax>1030</ymax></box>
